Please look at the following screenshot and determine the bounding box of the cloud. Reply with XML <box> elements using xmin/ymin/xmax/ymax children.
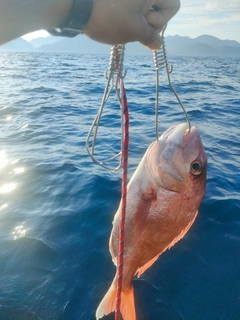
<box><xmin>204</xmin><ymin>0</ymin><xmax>240</xmax><ymax>10</ymax></box>
<box><xmin>166</xmin><ymin>0</ymin><xmax>240</xmax><ymax>41</ymax></box>
<box><xmin>22</xmin><ymin>30</ymin><xmax>49</xmax><ymax>41</ymax></box>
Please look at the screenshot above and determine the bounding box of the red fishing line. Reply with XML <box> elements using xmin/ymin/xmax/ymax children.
<box><xmin>115</xmin><ymin>78</ymin><xmax>129</xmax><ymax>320</ymax></box>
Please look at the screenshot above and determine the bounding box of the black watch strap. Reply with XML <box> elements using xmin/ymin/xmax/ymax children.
<box><xmin>48</xmin><ymin>0</ymin><xmax>93</xmax><ymax>37</ymax></box>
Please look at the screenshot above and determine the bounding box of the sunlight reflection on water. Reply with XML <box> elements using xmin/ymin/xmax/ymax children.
<box><xmin>13</xmin><ymin>167</ymin><xmax>24</xmax><ymax>174</ymax></box>
<box><xmin>0</xmin><ymin>151</ymin><xmax>24</xmax><ymax>193</ymax></box>
<box><xmin>0</xmin><ymin>183</ymin><xmax>17</xmax><ymax>194</ymax></box>
<box><xmin>0</xmin><ymin>150</ymin><xmax>7</xmax><ymax>168</ymax></box>
<box><xmin>0</xmin><ymin>203</ymin><xmax>8</xmax><ymax>210</ymax></box>
<box><xmin>12</xmin><ymin>225</ymin><xmax>28</xmax><ymax>240</ymax></box>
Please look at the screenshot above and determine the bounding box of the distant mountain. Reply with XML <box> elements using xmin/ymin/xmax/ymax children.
<box><xmin>195</xmin><ymin>35</ymin><xmax>240</xmax><ymax>48</ymax></box>
<box><xmin>32</xmin><ymin>34</ymin><xmax>240</xmax><ymax>57</ymax></box>
<box><xmin>30</xmin><ymin>36</ymin><xmax>63</xmax><ymax>47</ymax></box>
<box><xmin>0</xmin><ymin>34</ymin><xmax>240</xmax><ymax>57</ymax></box>
<box><xmin>165</xmin><ymin>35</ymin><xmax>240</xmax><ymax>57</ymax></box>
<box><xmin>38</xmin><ymin>35</ymin><xmax>111</xmax><ymax>54</ymax></box>
<box><xmin>37</xmin><ymin>35</ymin><xmax>151</xmax><ymax>55</ymax></box>
<box><xmin>0</xmin><ymin>38</ymin><xmax>35</xmax><ymax>52</ymax></box>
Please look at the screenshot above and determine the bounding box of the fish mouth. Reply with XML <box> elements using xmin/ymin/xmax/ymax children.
<box><xmin>166</xmin><ymin>123</ymin><xmax>197</xmax><ymax>146</ymax></box>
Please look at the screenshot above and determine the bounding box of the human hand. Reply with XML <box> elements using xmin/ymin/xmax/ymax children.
<box><xmin>84</xmin><ymin>0</ymin><xmax>180</xmax><ymax>50</ymax></box>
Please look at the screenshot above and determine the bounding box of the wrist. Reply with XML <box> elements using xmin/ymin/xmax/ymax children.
<box><xmin>48</xmin><ymin>0</ymin><xmax>94</xmax><ymax>37</ymax></box>
<box><xmin>33</xmin><ymin>0</ymin><xmax>73</xmax><ymax>29</ymax></box>
<box><xmin>0</xmin><ymin>0</ymin><xmax>73</xmax><ymax>45</ymax></box>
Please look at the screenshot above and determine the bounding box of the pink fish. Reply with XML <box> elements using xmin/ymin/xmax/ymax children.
<box><xmin>96</xmin><ymin>123</ymin><xmax>207</xmax><ymax>320</ymax></box>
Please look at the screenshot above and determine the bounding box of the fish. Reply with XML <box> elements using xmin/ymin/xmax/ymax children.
<box><xmin>96</xmin><ymin>123</ymin><xmax>207</xmax><ymax>320</ymax></box>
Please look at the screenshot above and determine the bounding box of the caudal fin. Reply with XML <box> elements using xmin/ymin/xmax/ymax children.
<box><xmin>96</xmin><ymin>280</ymin><xmax>136</xmax><ymax>320</ymax></box>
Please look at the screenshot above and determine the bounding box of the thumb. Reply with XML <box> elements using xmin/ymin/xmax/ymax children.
<box><xmin>139</xmin><ymin>26</ymin><xmax>162</xmax><ymax>50</ymax></box>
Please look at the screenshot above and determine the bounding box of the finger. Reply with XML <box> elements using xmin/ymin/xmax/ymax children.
<box><xmin>153</xmin><ymin>0</ymin><xmax>181</xmax><ymax>19</ymax></box>
<box><xmin>146</xmin><ymin>0</ymin><xmax>180</xmax><ymax>28</ymax></box>
<box><xmin>145</xmin><ymin>10</ymin><xmax>166</xmax><ymax>29</ymax></box>
<box><xmin>139</xmin><ymin>24</ymin><xmax>162</xmax><ymax>50</ymax></box>
<box><xmin>140</xmin><ymin>0</ymin><xmax>180</xmax><ymax>50</ymax></box>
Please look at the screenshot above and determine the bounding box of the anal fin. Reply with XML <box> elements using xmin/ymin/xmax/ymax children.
<box><xmin>135</xmin><ymin>253</ymin><xmax>161</xmax><ymax>278</ymax></box>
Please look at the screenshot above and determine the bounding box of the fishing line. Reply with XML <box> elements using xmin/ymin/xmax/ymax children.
<box><xmin>115</xmin><ymin>78</ymin><xmax>129</xmax><ymax>320</ymax></box>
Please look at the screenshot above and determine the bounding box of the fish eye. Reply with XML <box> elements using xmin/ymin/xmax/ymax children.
<box><xmin>191</xmin><ymin>161</ymin><xmax>202</xmax><ymax>176</ymax></box>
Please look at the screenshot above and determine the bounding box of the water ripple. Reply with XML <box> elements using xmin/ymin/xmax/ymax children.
<box><xmin>0</xmin><ymin>52</ymin><xmax>239</xmax><ymax>319</ymax></box>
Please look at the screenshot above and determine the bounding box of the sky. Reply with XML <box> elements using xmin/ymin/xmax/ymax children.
<box><xmin>22</xmin><ymin>0</ymin><xmax>240</xmax><ymax>42</ymax></box>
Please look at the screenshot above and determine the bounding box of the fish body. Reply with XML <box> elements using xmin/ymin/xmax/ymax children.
<box><xmin>96</xmin><ymin>123</ymin><xmax>207</xmax><ymax>320</ymax></box>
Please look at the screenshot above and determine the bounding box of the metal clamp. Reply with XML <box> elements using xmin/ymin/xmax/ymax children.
<box><xmin>86</xmin><ymin>44</ymin><xmax>126</xmax><ymax>171</ymax></box>
<box><xmin>153</xmin><ymin>24</ymin><xmax>191</xmax><ymax>139</ymax></box>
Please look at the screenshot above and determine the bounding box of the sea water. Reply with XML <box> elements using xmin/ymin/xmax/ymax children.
<box><xmin>0</xmin><ymin>52</ymin><xmax>239</xmax><ymax>320</ymax></box>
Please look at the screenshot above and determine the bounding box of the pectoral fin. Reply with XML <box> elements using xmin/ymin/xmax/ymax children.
<box><xmin>134</xmin><ymin>187</ymin><xmax>157</xmax><ymax>236</ymax></box>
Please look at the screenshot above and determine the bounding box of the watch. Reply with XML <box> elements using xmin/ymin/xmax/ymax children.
<box><xmin>48</xmin><ymin>0</ymin><xmax>93</xmax><ymax>37</ymax></box>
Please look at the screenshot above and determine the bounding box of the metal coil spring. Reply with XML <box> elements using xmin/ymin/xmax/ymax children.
<box><xmin>153</xmin><ymin>45</ymin><xmax>165</xmax><ymax>71</ymax></box>
<box><xmin>108</xmin><ymin>44</ymin><xmax>125</xmax><ymax>79</ymax></box>
<box><xmin>153</xmin><ymin>29</ymin><xmax>172</xmax><ymax>73</ymax></box>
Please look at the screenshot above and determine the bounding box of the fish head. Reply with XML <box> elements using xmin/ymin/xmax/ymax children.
<box><xmin>148</xmin><ymin>123</ymin><xmax>207</xmax><ymax>200</ymax></box>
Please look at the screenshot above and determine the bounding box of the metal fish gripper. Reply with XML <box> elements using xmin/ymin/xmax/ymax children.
<box><xmin>153</xmin><ymin>24</ymin><xmax>191</xmax><ymax>139</ymax></box>
<box><xmin>86</xmin><ymin>44</ymin><xmax>127</xmax><ymax>171</ymax></box>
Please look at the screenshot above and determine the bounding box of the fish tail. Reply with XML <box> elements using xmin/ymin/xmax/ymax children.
<box><xmin>120</xmin><ymin>285</ymin><xmax>136</xmax><ymax>320</ymax></box>
<box><xmin>96</xmin><ymin>279</ymin><xmax>136</xmax><ymax>320</ymax></box>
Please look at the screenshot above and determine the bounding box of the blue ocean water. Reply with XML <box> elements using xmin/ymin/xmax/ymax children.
<box><xmin>0</xmin><ymin>51</ymin><xmax>239</xmax><ymax>320</ymax></box>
